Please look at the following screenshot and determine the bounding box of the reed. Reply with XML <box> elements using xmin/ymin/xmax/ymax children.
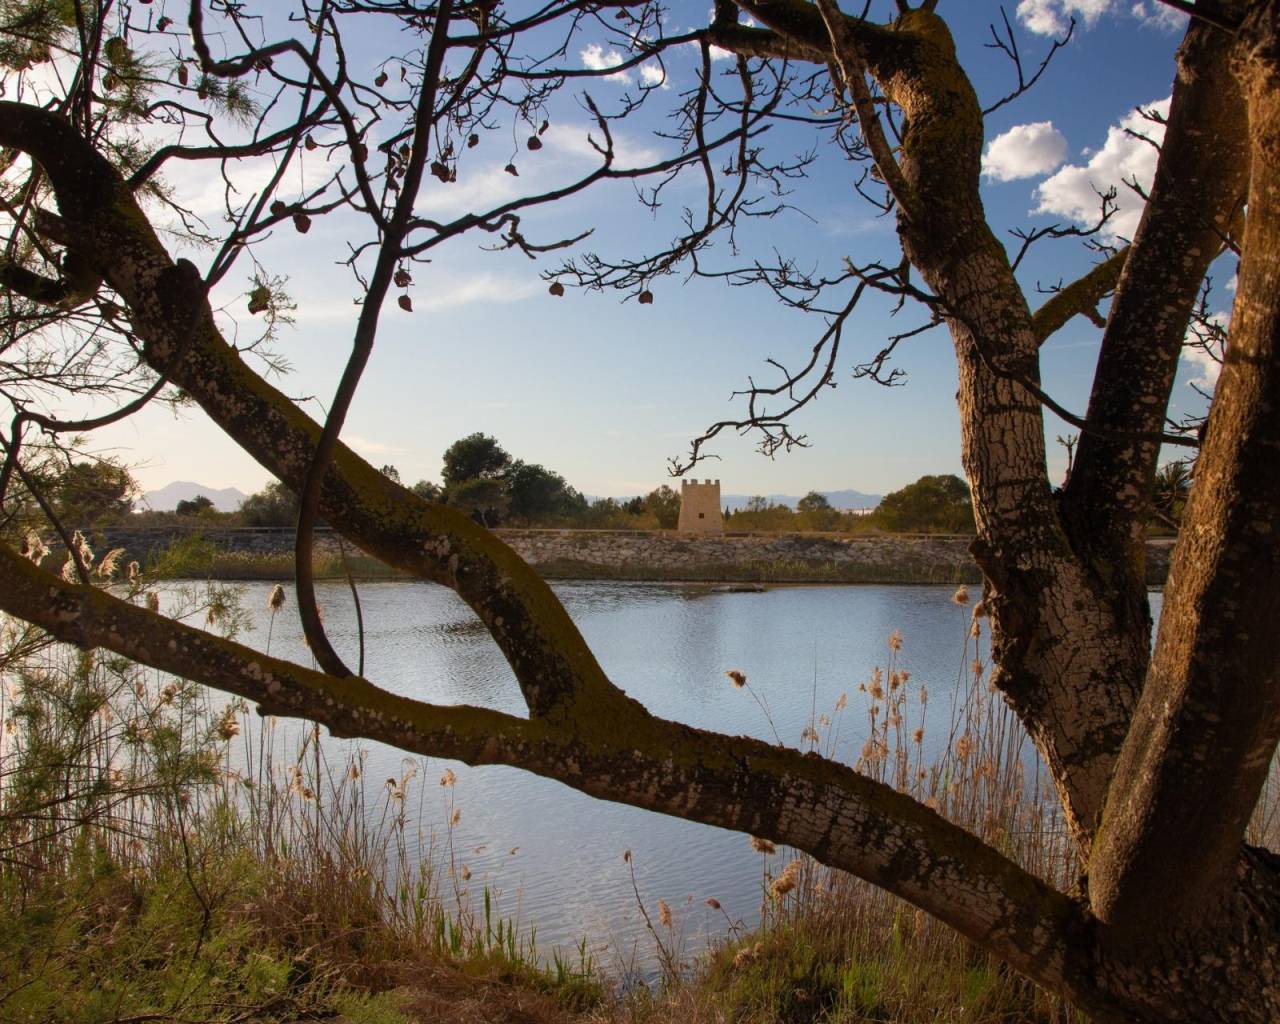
<box><xmin>0</xmin><ymin>582</ymin><xmax>599</xmax><ymax>1024</ymax></box>
<box><xmin>626</xmin><ymin>590</ymin><xmax>1093</xmax><ymax>1024</ymax></box>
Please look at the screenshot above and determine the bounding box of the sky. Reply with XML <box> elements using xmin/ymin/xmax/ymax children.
<box><xmin>66</xmin><ymin>0</ymin><xmax>1230</xmax><ymax>500</ymax></box>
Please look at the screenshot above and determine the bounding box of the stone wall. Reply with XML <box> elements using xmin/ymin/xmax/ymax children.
<box><xmin>94</xmin><ymin>525</ymin><xmax>1174</xmax><ymax>585</ymax></box>
<box><xmin>508</xmin><ymin>531</ymin><xmax>1172</xmax><ymax>584</ymax></box>
<box><xmin>502</xmin><ymin>531</ymin><xmax>1173</xmax><ymax>585</ymax></box>
<box><xmin>96</xmin><ymin>525</ymin><xmax>344</xmax><ymax>564</ymax></box>
<box><xmin>500</xmin><ymin>529</ymin><xmax>981</xmax><ymax>583</ymax></box>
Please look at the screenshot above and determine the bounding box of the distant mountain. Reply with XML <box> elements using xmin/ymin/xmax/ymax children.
<box><xmin>722</xmin><ymin>490</ymin><xmax>881</xmax><ymax>511</ymax></box>
<box><xmin>140</xmin><ymin>481</ymin><xmax>247</xmax><ymax>512</ymax></box>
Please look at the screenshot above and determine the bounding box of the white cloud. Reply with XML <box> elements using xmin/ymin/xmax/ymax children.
<box><xmin>157</xmin><ymin>153</ymin><xmax>281</xmax><ymax>220</ymax></box>
<box><xmin>413</xmin><ymin>163</ymin><xmax>525</xmax><ymax>218</ymax></box>
<box><xmin>1034</xmin><ymin>97</ymin><xmax>1170</xmax><ymax>241</ymax></box>
<box><xmin>1131</xmin><ymin>1</ymin><xmax>1188</xmax><ymax>31</ymax></box>
<box><xmin>1018</xmin><ymin>0</ymin><xmax>1187</xmax><ymax>34</ymax></box>
<box><xmin>392</xmin><ymin>124</ymin><xmax>662</xmax><ymax>222</ymax></box>
<box><xmin>414</xmin><ymin>273</ymin><xmax>540</xmax><ymax>312</ymax></box>
<box><xmin>982</xmin><ymin>121</ymin><xmax>1068</xmax><ymax>182</ymax></box>
<box><xmin>1016</xmin><ymin>0</ymin><xmax>1112</xmax><ymax>35</ymax></box>
<box><xmin>541</xmin><ymin>123</ymin><xmax>660</xmax><ymax>168</ymax></box>
<box><xmin>1184</xmin><ymin>311</ymin><xmax>1227</xmax><ymax>391</ymax></box>
<box><xmin>580</xmin><ymin>43</ymin><xmax>632</xmax><ymax>84</ymax></box>
<box><xmin>640</xmin><ymin>63</ymin><xmax>670</xmax><ymax>89</ymax></box>
<box><xmin>294</xmin><ymin>272</ymin><xmax>540</xmax><ymax>325</ymax></box>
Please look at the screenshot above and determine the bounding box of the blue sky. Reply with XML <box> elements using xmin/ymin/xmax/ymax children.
<box><xmin>87</xmin><ymin>0</ymin><xmax>1227</xmax><ymax>500</ymax></box>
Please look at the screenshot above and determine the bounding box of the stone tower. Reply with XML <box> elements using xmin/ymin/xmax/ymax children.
<box><xmin>677</xmin><ymin>478</ymin><xmax>724</xmax><ymax>535</ymax></box>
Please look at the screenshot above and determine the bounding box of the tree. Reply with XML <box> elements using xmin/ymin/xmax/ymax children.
<box><xmin>796</xmin><ymin>490</ymin><xmax>840</xmax><ymax>530</ymax></box>
<box><xmin>446</xmin><ymin>477</ymin><xmax>509</xmax><ymax>528</ymax></box>
<box><xmin>53</xmin><ymin>461</ymin><xmax>135</xmax><ymax>527</ymax></box>
<box><xmin>796</xmin><ymin>491</ymin><xmax>831</xmax><ymax>513</ymax></box>
<box><xmin>505</xmin><ymin>461</ymin><xmax>579</xmax><ymax>523</ymax></box>
<box><xmin>238</xmin><ymin>482</ymin><xmax>299</xmax><ymax>529</ymax></box>
<box><xmin>410</xmin><ymin>479</ymin><xmax>444</xmax><ymax>504</ymax></box>
<box><xmin>2</xmin><ymin>3</ymin><xmax>1280</xmax><ymax>1020</ymax></box>
<box><xmin>441</xmin><ymin>434</ymin><xmax>512</xmax><ymax>491</ymax></box>
<box><xmin>874</xmin><ymin>474</ymin><xmax>974</xmax><ymax>533</ymax></box>
<box><xmin>729</xmin><ymin>496</ymin><xmax>796</xmax><ymax>532</ymax></box>
<box><xmin>644</xmin><ymin>485</ymin><xmax>681</xmax><ymax>529</ymax></box>
<box><xmin>174</xmin><ymin>494</ymin><xmax>215</xmax><ymax>517</ymax></box>
<box><xmin>1152</xmin><ymin>459</ymin><xmax>1192</xmax><ymax>528</ymax></box>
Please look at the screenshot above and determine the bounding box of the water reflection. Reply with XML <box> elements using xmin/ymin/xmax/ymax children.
<box><xmin>204</xmin><ymin>579</ymin><xmax>1161</xmax><ymax>969</ymax></box>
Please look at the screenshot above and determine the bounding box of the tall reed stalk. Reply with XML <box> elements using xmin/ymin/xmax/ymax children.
<box><xmin>0</xmin><ymin>581</ymin><xmax>599</xmax><ymax>1024</ymax></box>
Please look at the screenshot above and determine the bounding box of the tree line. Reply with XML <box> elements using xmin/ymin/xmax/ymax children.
<box><xmin>0</xmin><ymin>425</ymin><xmax>974</xmax><ymax>535</ymax></box>
<box><xmin>162</xmin><ymin>435</ymin><xmax>979</xmax><ymax>533</ymax></box>
<box><xmin>32</xmin><ymin>441</ymin><xmax>1190</xmax><ymax>538</ymax></box>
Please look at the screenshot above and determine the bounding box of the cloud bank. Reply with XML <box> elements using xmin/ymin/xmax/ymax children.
<box><xmin>1016</xmin><ymin>0</ymin><xmax>1187</xmax><ymax>35</ymax></box>
<box><xmin>1034</xmin><ymin>98</ymin><xmax>1170</xmax><ymax>240</ymax></box>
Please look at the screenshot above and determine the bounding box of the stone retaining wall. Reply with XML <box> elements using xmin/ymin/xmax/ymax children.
<box><xmin>95</xmin><ymin>525</ymin><xmax>1174</xmax><ymax>585</ymax></box>
<box><xmin>97</xmin><ymin>526</ymin><xmax>344</xmax><ymax>564</ymax></box>
<box><xmin>501</xmin><ymin>530</ymin><xmax>980</xmax><ymax>583</ymax></box>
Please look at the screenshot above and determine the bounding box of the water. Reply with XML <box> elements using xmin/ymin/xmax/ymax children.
<box><xmin>207</xmin><ymin>580</ymin><xmax>1160</xmax><ymax>970</ymax></box>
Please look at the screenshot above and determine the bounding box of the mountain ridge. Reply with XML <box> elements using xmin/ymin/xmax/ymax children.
<box><xmin>720</xmin><ymin>489</ymin><xmax>881</xmax><ymax>511</ymax></box>
<box><xmin>140</xmin><ymin>481</ymin><xmax>248</xmax><ymax>512</ymax></box>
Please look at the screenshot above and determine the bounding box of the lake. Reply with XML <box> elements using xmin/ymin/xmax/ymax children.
<box><xmin>211</xmin><ymin>579</ymin><xmax>1161</xmax><ymax>972</ymax></box>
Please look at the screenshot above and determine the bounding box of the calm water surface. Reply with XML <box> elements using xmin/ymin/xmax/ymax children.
<box><xmin>207</xmin><ymin>580</ymin><xmax>1161</xmax><ymax>969</ymax></box>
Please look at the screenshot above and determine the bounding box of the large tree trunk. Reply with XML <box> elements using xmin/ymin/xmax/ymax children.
<box><xmin>1086</xmin><ymin>6</ymin><xmax>1280</xmax><ymax>1018</ymax></box>
<box><xmin>851</xmin><ymin>9</ymin><xmax>1251</xmax><ymax>850</ymax></box>
<box><xmin>751</xmin><ymin>3</ymin><xmax>1280</xmax><ymax>1018</ymax></box>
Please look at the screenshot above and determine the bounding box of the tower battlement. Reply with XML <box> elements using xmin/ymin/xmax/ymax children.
<box><xmin>677</xmin><ymin>478</ymin><xmax>723</xmax><ymax>534</ymax></box>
